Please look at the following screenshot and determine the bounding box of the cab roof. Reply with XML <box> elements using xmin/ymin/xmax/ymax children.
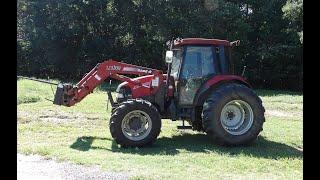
<box><xmin>173</xmin><ymin>38</ymin><xmax>230</xmax><ymax>47</ymax></box>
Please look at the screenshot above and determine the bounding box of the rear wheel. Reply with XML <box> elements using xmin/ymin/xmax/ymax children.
<box><xmin>202</xmin><ymin>83</ymin><xmax>265</xmax><ymax>146</ymax></box>
<box><xmin>109</xmin><ymin>99</ymin><xmax>161</xmax><ymax>147</ymax></box>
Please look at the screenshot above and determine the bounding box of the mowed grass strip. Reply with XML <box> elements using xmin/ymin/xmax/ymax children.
<box><xmin>17</xmin><ymin>79</ymin><xmax>303</xmax><ymax>179</ymax></box>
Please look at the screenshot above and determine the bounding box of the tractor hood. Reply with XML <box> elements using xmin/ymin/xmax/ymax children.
<box><xmin>115</xmin><ymin>74</ymin><xmax>169</xmax><ymax>102</ymax></box>
<box><xmin>116</xmin><ymin>74</ymin><xmax>155</xmax><ymax>92</ymax></box>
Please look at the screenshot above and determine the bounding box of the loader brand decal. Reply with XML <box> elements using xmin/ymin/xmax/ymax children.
<box><xmin>123</xmin><ymin>67</ymin><xmax>152</xmax><ymax>74</ymax></box>
<box><xmin>133</xmin><ymin>82</ymin><xmax>150</xmax><ymax>90</ymax></box>
<box><xmin>142</xmin><ymin>82</ymin><xmax>151</xmax><ymax>88</ymax></box>
<box><xmin>107</xmin><ymin>65</ymin><xmax>121</xmax><ymax>71</ymax></box>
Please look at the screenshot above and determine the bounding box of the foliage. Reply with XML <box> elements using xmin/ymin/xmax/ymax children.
<box><xmin>282</xmin><ymin>0</ymin><xmax>303</xmax><ymax>43</ymax></box>
<box><xmin>17</xmin><ymin>0</ymin><xmax>303</xmax><ymax>91</ymax></box>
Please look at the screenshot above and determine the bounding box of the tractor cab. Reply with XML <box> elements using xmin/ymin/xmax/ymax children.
<box><xmin>166</xmin><ymin>38</ymin><xmax>239</xmax><ymax>106</ymax></box>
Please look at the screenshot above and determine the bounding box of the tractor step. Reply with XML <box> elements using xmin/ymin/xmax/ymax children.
<box><xmin>177</xmin><ymin>119</ymin><xmax>192</xmax><ymax>129</ymax></box>
<box><xmin>177</xmin><ymin>126</ymin><xmax>193</xmax><ymax>129</ymax></box>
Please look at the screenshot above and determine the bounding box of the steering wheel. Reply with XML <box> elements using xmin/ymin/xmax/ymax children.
<box><xmin>185</xmin><ymin>67</ymin><xmax>197</xmax><ymax>91</ymax></box>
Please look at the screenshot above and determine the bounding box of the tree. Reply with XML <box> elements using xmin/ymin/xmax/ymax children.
<box><xmin>17</xmin><ymin>0</ymin><xmax>303</xmax><ymax>91</ymax></box>
<box><xmin>282</xmin><ymin>0</ymin><xmax>303</xmax><ymax>43</ymax></box>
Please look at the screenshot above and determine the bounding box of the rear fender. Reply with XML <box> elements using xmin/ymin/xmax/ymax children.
<box><xmin>193</xmin><ymin>75</ymin><xmax>251</xmax><ymax>106</ymax></box>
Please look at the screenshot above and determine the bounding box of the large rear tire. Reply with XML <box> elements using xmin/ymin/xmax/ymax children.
<box><xmin>202</xmin><ymin>83</ymin><xmax>265</xmax><ymax>146</ymax></box>
<box><xmin>109</xmin><ymin>99</ymin><xmax>161</xmax><ymax>147</ymax></box>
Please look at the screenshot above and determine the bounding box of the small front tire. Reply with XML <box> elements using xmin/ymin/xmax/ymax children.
<box><xmin>109</xmin><ymin>99</ymin><xmax>161</xmax><ymax>147</ymax></box>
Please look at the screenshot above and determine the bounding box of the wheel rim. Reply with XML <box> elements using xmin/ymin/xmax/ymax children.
<box><xmin>121</xmin><ymin>110</ymin><xmax>152</xmax><ymax>141</ymax></box>
<box><xmin>220</xmin><ymin>100</ymin><xmax>254</xmax><ymax>136</ymax></box>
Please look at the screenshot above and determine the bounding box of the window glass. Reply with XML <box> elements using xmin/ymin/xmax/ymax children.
<box><xmin>170</xmin><ymin>48</ymin><xmax>183</xmax><ymax>80</ymax></box>
<box><xmin>181</xmin><ymin>46</ymin><xmax>215</xmax><ymax>79</ymax></box>
<box><xmin>179</xmin><ymin>46</ymin><xmax>215</xmax><ymax>105</ymax></box>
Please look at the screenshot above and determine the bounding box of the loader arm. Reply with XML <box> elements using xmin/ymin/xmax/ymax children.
<box><xmin>54</xmin><ymin>59</ymin><xmax>163</xmax><ymax>107</ymax></box>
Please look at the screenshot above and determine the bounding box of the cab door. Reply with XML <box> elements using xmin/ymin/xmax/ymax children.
<box><xmin>178</xmin><ymin>45</ymin><xmax>219</xmax><ymax>106</ymax></box>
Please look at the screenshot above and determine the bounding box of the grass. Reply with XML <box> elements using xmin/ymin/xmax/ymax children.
<box><xmin>17</xmin><ymin>79</ymin><xmax>303</xmax><ymax>179</ymax></box>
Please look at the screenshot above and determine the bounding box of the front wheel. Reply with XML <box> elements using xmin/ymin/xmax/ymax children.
<box><xmin>109</xmin><ymin>99</ymin><xmax>161</xmax><ymax>147</ymax></box>
<box><xmin>202</xmin><ymin>83</ymin><xmax>265</xmax><ymax>146</ymax></box>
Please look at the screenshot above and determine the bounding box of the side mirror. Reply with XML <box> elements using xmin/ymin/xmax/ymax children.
<box><xmin>165</xmin><ymin>50</ymin><xmax>173</xmax><ymax>63</ymax></box>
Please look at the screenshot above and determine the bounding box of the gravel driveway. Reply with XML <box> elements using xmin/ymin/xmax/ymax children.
<box><xmin>17</xmin><ymin>153</ymin><xmax>128</xmax><ymax>180</ymax></box>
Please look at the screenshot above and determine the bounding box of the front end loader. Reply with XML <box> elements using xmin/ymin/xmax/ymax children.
<box><xmin>27</xmin><ymin>38</ymin><xmax>266</xmax><ymax>147</ymax></box>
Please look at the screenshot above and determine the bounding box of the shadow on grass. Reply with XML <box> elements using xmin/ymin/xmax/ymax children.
<box><xmin>70</xmin><ymin>133</ymin><xmax>302</xmax><ymax>159</ymax></box>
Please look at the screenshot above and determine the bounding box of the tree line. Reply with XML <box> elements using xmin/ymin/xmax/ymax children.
<box><xmin>17</xmin><ymin>0</ymin><xmax>303</xmax><ymax>91</ymax></box>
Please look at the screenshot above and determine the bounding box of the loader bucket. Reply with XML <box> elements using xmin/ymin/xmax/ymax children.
<box><xmin>53</xmin><ymin>83</ymin><xmax>74</xmax><ymax>106</ymax></box>
<box><xmin>53</xmin><ymin>83</ymin><xmax>64</xmax><ymax>105</ymax></box>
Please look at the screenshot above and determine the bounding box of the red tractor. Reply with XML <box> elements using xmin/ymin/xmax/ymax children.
<box><xmin>53</xmin><ymin>38</ymin><xmax>265</xmax><ymax>147</ymax></box>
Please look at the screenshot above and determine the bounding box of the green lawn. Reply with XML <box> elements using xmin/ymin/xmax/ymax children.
<box><xmin>17</xmin><ymin>79</ymin><xmax>303</xmax><ymax>180</ymax></box>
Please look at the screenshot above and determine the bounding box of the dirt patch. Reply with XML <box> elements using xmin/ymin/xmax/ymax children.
<box><xmin>265</xmin><ymin>110</ymin><xmax>292</xmax><ymax>117</ymax></box>
<box><xmin>265</xmin><ymin>110</ymin><xmax>302</xmax><ymax>119</ymax></box>
<box><xmin>17</xmin><ymin>116</ymin><xmax>32</xmax><ymax>124</ymax></box>
<box><xmin>87</xmin><ymin>117</ymin><xmax>100</xmax><ymax>120</ymax></box>
<box><xmin>37</xmin><ymin>110</ymin><xmax>86</xmax><ymax>124</ymax></box>
<box><xmin>17</xmin><ymin>111</ymin><xmax>34</xmax><ymax>124</ymax></box>
<box><xmin>17</xmin><ymin>95</ymin><xmax>41</xmax><ymax>105</ymax></box>
<box><xmin>18</xmin><ymin>110</ymin><xmax>101</xmax><ymax>124</ymax></box>
<box><xmin>17</xmin><ymin>153</ymin><xmax>128</xmax><ymax>180</ymax></box>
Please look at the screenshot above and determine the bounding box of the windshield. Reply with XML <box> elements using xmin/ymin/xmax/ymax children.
<box><xmin>170</xmin><ymin>48</ymin><xmax>182</xmax><ymax>80</ymax></box>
